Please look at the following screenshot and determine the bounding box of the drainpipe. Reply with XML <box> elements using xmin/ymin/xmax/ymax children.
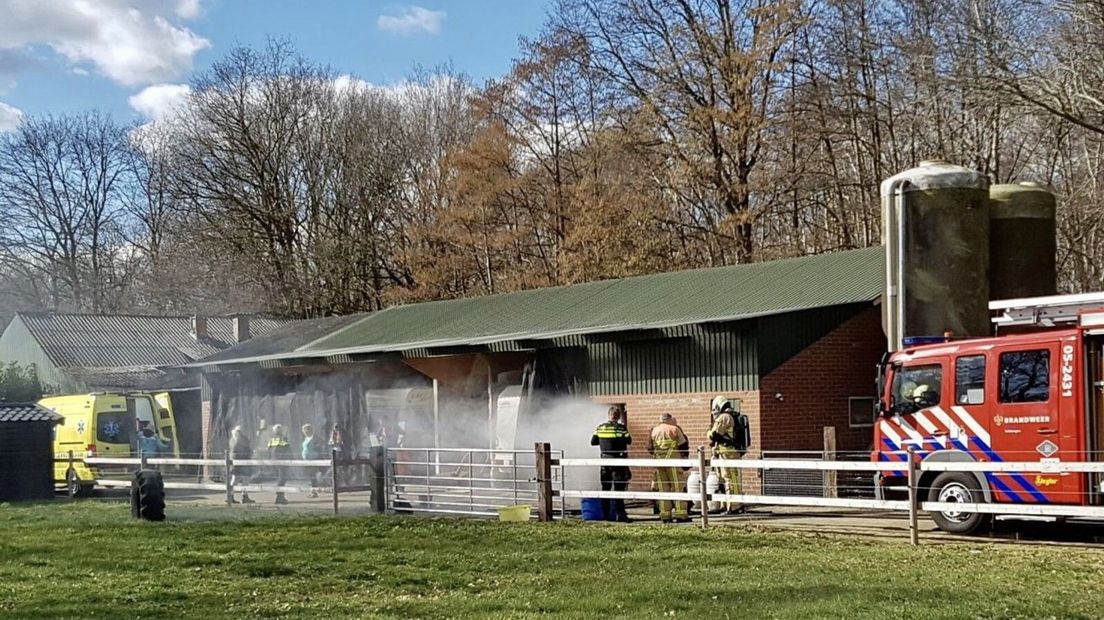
<box><xmin>883</xmin><ymin>178</ymin><xmax>909</xmax><ymax>351</ymax></box>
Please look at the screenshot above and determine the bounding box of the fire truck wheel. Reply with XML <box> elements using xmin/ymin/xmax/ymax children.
<box><xmin>927</xmin><ymin>472</ymin><xmax>987</xmax><ymax>534</ymax></box>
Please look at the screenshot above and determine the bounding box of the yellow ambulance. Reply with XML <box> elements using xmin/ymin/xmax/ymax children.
<box><xmin>43</xmin><ymin>392</ymin><xmax>180</xmax><ymax>496</ymax></box>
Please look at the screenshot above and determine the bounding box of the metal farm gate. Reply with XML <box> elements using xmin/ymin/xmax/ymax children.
<box><xmin>386</xmin><ymin>448</ymin><xmax>564</xmax><ymax>518</ymax></box>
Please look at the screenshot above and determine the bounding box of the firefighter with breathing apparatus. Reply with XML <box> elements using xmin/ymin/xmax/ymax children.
<box><xmin>709</xmin><ymin>395</ymin><xmax>747</xmax><ymax>515</ymax></box>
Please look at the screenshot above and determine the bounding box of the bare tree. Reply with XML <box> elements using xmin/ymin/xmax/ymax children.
<box><xmin>0</xmin><ymin>112</ymin><xmax>131</xmax><ymax>312</ymax></box>
<box><xmin>558</xmin><ymin>0</ymin><xmax>803</xmax><ymax>263</ymax></box>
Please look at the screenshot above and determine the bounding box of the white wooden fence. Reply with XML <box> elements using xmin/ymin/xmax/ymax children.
<box><xmin>57</xmin><ymin>444</ymin><xmax>1104</xmax><ymax>544</ymax></box>
<box><xmin>557</xmin><ymin>446</ymin><xmax>1104</xmax><ymax>544</ymax></box>
<box><xmin>59</xmin><ymin>449</ymin><xmax>386</xmax><ymax>514</ymax></box>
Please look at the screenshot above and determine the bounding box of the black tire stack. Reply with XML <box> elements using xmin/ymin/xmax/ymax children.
<box><xmin>131</xmin><ymin>469</ymin><xmax>166</xmax><ymax>521</ymax></box>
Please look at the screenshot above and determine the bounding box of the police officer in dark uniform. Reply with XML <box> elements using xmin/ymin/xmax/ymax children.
<box><xmin>590</xmin><ymin>405</ymin><xmax>632</xmax><ymax>522</ymax></box>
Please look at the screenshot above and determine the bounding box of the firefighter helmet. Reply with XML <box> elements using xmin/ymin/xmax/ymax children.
<box><xmin>711</xmin><ymin>395</ymin><xmax>733</xmax><ymax>413</ymax></box>
<box><xmin>911</xmin><ymin>384</ymin><xmax>938</xmax><ymax>407</ymax></box>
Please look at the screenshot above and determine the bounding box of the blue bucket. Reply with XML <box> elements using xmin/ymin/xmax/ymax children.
<box><xmin>581</xmin><ymin>498</ymin><xmax>605</xmax><ymax>521</ymax></box>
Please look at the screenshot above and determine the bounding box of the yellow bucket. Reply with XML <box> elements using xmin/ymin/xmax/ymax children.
<box><xmin>496</xmin><ymin>504</ymin><xmax>531</xmax><ymax>522</ymax></box>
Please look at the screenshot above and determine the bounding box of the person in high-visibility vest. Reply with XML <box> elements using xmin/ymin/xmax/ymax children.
<box><xmin>590</xmin><ymin>406</ymin><xmax>632</xmax><ymax>522</ymax></box>
<box><xmin>267</xmin><ymin>424</ymin><xmax>293</xmax><ymax>506</ymax></box>
<box><xmin>649</xmin><ymin>413</ymin><xmax>689</xmax><ymax>523</ymax></box>
<box><xmin>709</xmin><ymin>395</ymin><xmax>744</xmax><ymax>514</ymax></box>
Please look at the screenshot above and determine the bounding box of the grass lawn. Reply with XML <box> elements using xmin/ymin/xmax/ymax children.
<box><xmin>2</xmin><ymin>501</ymin><xmax>1104</xmax><ymax>619</ymax></box>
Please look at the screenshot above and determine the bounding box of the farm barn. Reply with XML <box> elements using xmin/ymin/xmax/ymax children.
<box><xmin>0</xmin><ymin>313</ymin><xmax>289</xmax><ymax>457</ymax></box>
<box><xmin>193</xmin><ymin>248</ymin><xmax>887</xmax><ymax>493</ymax></box>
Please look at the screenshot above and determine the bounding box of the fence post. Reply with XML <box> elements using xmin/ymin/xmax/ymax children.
<box><xmin>140</xmin><ymin>449</ymin><xmax>149</xmax><ymax>471</ymax></box>
<box><xmin>697</xmin><ymin>446</ymin><xmax>710</xmax><ymax>529</ymax></box>
<box><xmin>66</xmin><ymin>450</ymin><xmax>75</xmax><ymax>496</ymax></box>
<box><xmin>823</xmin><ymin>426</ymin><xmax>837</xmax><ymax>498</ymax></box>
<box><xmin>224</xmin><ymin>450</ymin><xmax>233</xmax><ymax>506</ymax></box>
<box><xmin>512</xmin><ymin>455</ymin><xmax>519</xmax><ymax>505</ymax></box>
<box><xmin>332</xmin><ymin>448</ymin><xmax>340</xmax><ymax>516</ymax></box>
<box><xmin>370</xmin><ymin>446</ymin><xmax>385</xmax><ymax>514</ymax></box>
<box><xmin>535</xmin><ymin>442</ymin><xmax>553</xmax><ymax>522</ymax></box>
<box><xmin>907</xmin><ymin>446</ymin><xmax>919</xmax><ymax>546</ymax></box>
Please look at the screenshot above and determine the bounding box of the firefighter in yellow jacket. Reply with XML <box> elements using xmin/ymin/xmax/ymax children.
<box><xmin>710</xmin><ymin>395</ymin><xmax>745</xmax><ymax>514</ymax></box>
<box><xmin>649</xmin><ymin>413</ymin><xmax>690</xmax><ymax>523</ymax></box>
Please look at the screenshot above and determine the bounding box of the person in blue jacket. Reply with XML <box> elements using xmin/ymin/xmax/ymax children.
<box><xmin>302</xmin><ymin>423</ymin><xmax>323</xmax><ymax>497</ymax></box>
<box><xmin>137</xmin><ymin>423</ymin><xmax>169</xmax><ymax>457</ymax></box>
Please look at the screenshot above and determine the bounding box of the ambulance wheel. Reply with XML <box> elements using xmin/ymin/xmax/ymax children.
<box><xmin>927</xmin><ymin>472</ymin><xmax>987</xmax><ymax>534</ymax></box>
<box><xmin>66</xmin><ymin>469</ymin><xmax>91</xmax><ymax>498</ymax></box>
<box><xmin>132</xmin><ymin>470</ymin><xmax>166</xmax><ymax>522</ymax></box>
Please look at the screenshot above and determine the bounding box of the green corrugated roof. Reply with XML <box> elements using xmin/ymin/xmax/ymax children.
<box><xmin>198</xmin><ymin>247</ymin><xmax>883</xmax><ymax>365</ymax></box>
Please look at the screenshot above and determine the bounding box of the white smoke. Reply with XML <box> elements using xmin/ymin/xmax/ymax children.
<box><xmin>515</xmin><ymin>396</ymin><xmax>611</xmax><ymax>504</ymax></box>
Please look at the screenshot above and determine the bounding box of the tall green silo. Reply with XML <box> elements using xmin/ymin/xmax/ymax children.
<box><xmin>881</xmin><ymin>160</ymin><xmax>991</xmax><ymax>350</ymax></box>
<box><xmin>989</xmin><ymin>182</ymin><xmax>1057</xmax><ymax>301</ymax></box>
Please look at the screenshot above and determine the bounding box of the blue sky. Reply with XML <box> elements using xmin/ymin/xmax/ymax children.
<box><xmin>0</xmin><ymin>0</ymin><xmax>553</xmax><ymax>130</ymax></box>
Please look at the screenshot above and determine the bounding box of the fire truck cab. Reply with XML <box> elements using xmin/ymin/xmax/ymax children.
<box><xmin>874</xmin><ymin>293</ymin><xmax>1104</xmax><ymax>533</ymax></box>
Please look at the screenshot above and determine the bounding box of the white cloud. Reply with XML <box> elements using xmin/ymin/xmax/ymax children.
<box><xmin>0</xmin><ymin>0</ymin><xmax>210</xmax><ymax>86</ymax></box>
<box><xmin>128</xmin><ymin>83</ymin><xmax>191</xmax><ymax>120</ymax></box>
<box><xmin>174</xmin><ymin>0</ymin><xmax>202</xmax><ymax>19</ymax></box>
<box><xmin>333</xmin><ymin>74</ymin><xmax>373</xmax><ymax>96</ymax></box>
<box><xmin>0</xmin><ymin>100</ymin><xmax>22</xmax><ymax>132</ymax></box>
<box><xmin>377</xmin><ymin>5</ymin><xmax>445</xmax><ymax>36</ymax></box>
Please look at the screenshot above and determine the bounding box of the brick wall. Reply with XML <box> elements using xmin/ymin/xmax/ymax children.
<box><xmin>592</xmin><ymin>390</ymin><xmax>761</xmax><ymax>492</ymax></box>
<box><xmin>759</xmin><ymin>306</ymin><xmax>885</xmax><ymax>454</ymax></box>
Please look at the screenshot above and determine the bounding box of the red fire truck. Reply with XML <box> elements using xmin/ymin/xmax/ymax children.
<box><xmin>873</xmin><ymin>293</ymin><xmax>1104</xmax><ymax>533</ymax></box>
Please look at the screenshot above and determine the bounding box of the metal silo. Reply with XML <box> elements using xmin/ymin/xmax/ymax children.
<box><xmin>881</xmin><ymin>160</ymin><xmax>990</xmax><ymax>350</ymax></box>
<box><xmin>989</xmin><ymin>182</ymin><xmax>1057</xmax><ymax>301</ymax></box>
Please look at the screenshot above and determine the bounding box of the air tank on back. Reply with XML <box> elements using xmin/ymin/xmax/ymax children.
<box><xmin>881</xmin><ymin>160</ymin><xmax>990</xmax><ymax>350</ymax></box>
<box><xmin>988</xmin><ymin>182</ymin><xmax>1057</xmax><ymax>301</ymax></box>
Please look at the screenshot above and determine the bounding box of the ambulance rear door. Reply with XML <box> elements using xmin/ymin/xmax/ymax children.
<box><xmin>92</xmin><ymin>394</ymin><xmax>135</xmax><ymax>458</ymax></box>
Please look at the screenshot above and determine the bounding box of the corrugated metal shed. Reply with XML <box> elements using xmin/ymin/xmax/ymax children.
<box><xmin>200</xmin><ymin>247</ymin><xmax>882</xmax><ymax>365</ymax></box>
<box><xmin>16</xmin><ymin>313</ymin><xmax>288</xmax><ymax>368</ymax></box>
<box><xmin>0</xmin><ymin>402</ymin><xmax>63</xmax><ymax>424</ymax></box>
<box><xmin>62</xmin><ymin>367</ymin><xmax>194</xmax><ymax>390</ymax></box>
<box><xmin>588</xmin><ymin>324</ymin><xmax>759</xmax><ymax>395</ymax></box>
<box><xmin>308</xmin><ymin>247</ymin><xmax>881</xmax><ymax>355</ymax></box>
<box><xmin>199</xmin><ymin>314</ymin><xmax>366</xmax><ymax>364</ymax></box>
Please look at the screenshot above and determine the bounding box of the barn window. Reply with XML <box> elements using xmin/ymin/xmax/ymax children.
<box><xmin>848</xmin><ymin>397</ymin><xmax>875</xmax><ymax>428</ymax></box>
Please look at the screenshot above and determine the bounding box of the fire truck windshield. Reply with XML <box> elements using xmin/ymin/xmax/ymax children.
<box><xmin>890</xmin><ymin>364</ymin><xmax>942</xmax><ymax>414</ymax></box>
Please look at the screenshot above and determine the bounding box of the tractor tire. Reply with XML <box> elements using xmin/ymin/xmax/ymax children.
<box><xmin>131</xmin><ymin>469</ymin><xmax>166</xmax><ymax>522</ymax></box>
<box><xmin>927</xmin><ymin>472</ymin><xmax>988</xmax><ymax>534</ymax></box>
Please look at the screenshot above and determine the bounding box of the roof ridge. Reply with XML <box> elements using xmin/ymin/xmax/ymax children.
<box><xmin>361</xmin><ymin>246</ymin><xmax>881</xmax><ymax>313</ymax></box>
<box><xmin>293</xmin><ymin>310</ymin><xmax>382</xmax><ymax>353</ymax></box>
<box><xmin>15</xmin><ymin>311</ymin><xmax>288</xmax><ymax>321</ymax></box>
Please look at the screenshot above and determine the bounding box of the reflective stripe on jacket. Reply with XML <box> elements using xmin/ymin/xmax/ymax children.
<box><xmin>649</xmin><ymin>423</ymin><xmax>687</xmax><ymax>458</ymax></box>
<box><xmin>590</xmin><ymin>422</ymin><xmax>631</xmax><ymax>458</ymax></box>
